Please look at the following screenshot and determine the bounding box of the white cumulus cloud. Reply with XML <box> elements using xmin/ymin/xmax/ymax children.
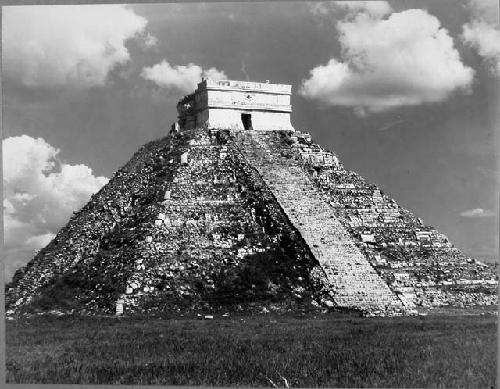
<box><xmin>461</xmin><ymin>0</ymin><xmax>500</xmax><ymax>76</ymax></box>
<box><xmin>141</xmin><ymin>60</ymin><xmax>227</xmax><ymax>94</ymax></box>
<box><xmin>3</xmin><ymin>5</ymin><xmax>152</xmax><ymax>88</ymax></box>
<box><xmin>459</xmin><ymin>208</ymin><xmax>496</xmax><ymax>218</ymax></box>
<box><xmin>3</xmin><ymin>135</ymin><xmax>109</xmax><ymax>281</ymax></box>
<box><xmin>301</xmin><ymin>8</ymin><xmax>474</xmax><ymax>115</ymax></box>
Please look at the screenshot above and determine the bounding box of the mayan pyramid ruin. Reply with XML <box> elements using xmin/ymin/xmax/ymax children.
<box><xmin>6</xmin><ymin>79</ymin><xmax>498</xmax><ymax>317</ymax></box>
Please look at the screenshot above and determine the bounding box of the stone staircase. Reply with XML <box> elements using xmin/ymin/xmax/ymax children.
<box><xmin>233</xmin><ymin>131</ymin><xmax>406</xmax><ymax>314</ymax></box>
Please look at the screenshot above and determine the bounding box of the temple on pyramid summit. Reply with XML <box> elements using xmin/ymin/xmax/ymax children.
<box><xmin>6</xmin><ymin>79</ymin><xmax>498</xmax><ymax>318</ymax></box>
<box><xmin>176</xmin><ymin>79</ymin><xmax>294</xmax><ymax>132</ymax></box>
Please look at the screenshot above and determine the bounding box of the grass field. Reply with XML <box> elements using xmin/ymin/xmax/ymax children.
<box><xmin>6</xmin><ymin>311</ymin><xmax>498</xmax><ymax>387</ymax></box>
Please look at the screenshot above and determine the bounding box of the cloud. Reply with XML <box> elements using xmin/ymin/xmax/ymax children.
<box><xmin>141</xmin><ymin>60</ymin><xmax>227</xmax><ymax>94</ymax></box>
<box><xmin>461</xmin><ymin>0</ymin><xmax>500</xmax><ymax>76</ymax></box>
<box><xmin>301</xmin><ymin>8</ymin><xmax>474</xmax><ymax>115</ymax></box>
<box><xmin>376</xmin><ymin>119</ymin><xmax>407</xmax><ymax>132</ymax></box>
<box><xmin>309</xmin><ymin>1</ymin><xmax>392</xmax><ymax>27</ymax></box>
<box><xmin>143</xmin><ymin>33</ymin><xmax>158</xmax><ymax>48</ymax></box>
<box><xmin>3</xmin><ymin>5</ymin><xmax>152</xmax><ymax>88</ymax></box>
<box><xmin>3</xmin><ymin>135</ymin><xmax>109</xmax><ymax>281</ymax></box>
<box><xmin>459</xmin><ymin>208</ymin><xmax>496</xmax><ymax>218</ymax></box>
<box><xmin>464</xmin><ymin>0</ymin><xmax>498</xmax><ymax>25</ymax></box>
<box><xmin>334</xmin><ymin>1</ymin><xmax>392</xmax><ymax>18</ymax></box>
<box><xmin>310</xmin><ymin>1</ymin><xmax>392</xmax><ymax>17</ymax></box>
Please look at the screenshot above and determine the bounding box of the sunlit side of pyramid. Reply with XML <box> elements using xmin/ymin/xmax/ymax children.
<box><xmin>6</xmin><ymin>79</ymin><xmax>498</xmax><ymax>317</ymax></box>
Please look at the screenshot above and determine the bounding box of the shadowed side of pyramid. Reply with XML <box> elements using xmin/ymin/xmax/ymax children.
<box><xmin>6</xmin><ymin>128</ymin><xmax>331</xmax><ymax>316</ymax></box>
<box><xmin>5</xmin><ymin>135</ymin><xmax>187</xmax><ymax>312</ymax></box>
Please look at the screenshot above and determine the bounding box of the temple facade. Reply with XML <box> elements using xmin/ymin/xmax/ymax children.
<box><xmin>176</xmin><ymin>79</ymin><xmax>295</xmax><ymax>132</ymax></box>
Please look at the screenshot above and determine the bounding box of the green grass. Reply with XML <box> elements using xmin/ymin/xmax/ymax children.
<box><xmin>6</xmin><ymin>312</ymin><xmax>498</xmax><ymax>387</ymax></box>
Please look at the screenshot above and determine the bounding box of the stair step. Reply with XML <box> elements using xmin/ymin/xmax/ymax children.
<box><xmin>234</xmin><ymin>131</ymin><xmax>403</xmax><ymax>312</ymax></box>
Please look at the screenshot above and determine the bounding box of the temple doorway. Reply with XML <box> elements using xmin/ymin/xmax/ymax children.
<box><xmin>241</xmin><ymin>113</ymin><xmax>253</xmax><ymax>131</ymax></box>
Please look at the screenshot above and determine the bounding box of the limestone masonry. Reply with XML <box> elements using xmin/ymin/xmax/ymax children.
<box><xmin>6</xmin><ymin>79</ymin><xmax>498</xmax><ymax>317</ymax></box>
<box><xmin>177</xmin><ymin>79</ymin><xmax>294</xmax><ymax>132</ymax></box>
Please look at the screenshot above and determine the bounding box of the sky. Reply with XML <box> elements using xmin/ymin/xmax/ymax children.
<box><xmin>2</xmin><ymin>1</ymin><xmax>499</xmax><ymax>281</ymax></box>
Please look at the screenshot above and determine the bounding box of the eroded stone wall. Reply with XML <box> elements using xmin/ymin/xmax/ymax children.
<box><xmin>6</xmin><ymin>136</ymin><xmax>182</xmax><ymax>310</ymax></box>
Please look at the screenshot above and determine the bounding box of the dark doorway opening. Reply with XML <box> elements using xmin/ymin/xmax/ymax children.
<box><xmin>241</xmin><ymin>113</ymin><xmax>253</xmax><ymax>131</ymax></box>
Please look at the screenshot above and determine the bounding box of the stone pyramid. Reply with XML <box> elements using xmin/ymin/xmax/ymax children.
<box><xmin>6</xmin><ymin>80</ymin><xmax>498</xmax><ymax>317</ymax></box>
